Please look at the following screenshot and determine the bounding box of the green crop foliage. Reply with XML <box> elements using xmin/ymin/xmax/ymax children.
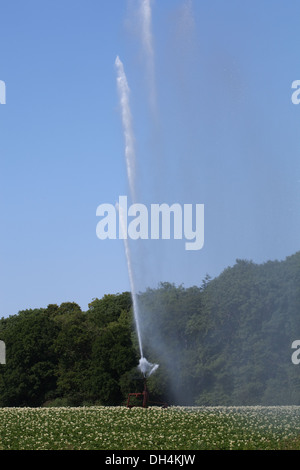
<box><xmin>0</xmin><ymin>406</ymin><xmax>300</xmax><ymax>450</ymax></box>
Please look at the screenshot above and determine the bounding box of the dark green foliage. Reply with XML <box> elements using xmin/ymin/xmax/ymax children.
<box><xmin>0</xmin><ymin>308</ymin><xmax>59</xmax><ymax>406</ymax></box>
<box><xmin>137</xmin><ymin>252</ymin><xmax>300</xmax><ymax>405</ymax></box>
<box><xmin>88</xmin><ymin>293</ymin><xmax>132</xmax><ymax>327</ymax></box>
<box><xmin>0</xmin><ymin>294</ymin><xmax>137</xmax><ymax>406</ymax></box>
<box><xmin>1</xmin><ymin>252</ymin><xmax>300</xmax><ymax>406</ymax></box>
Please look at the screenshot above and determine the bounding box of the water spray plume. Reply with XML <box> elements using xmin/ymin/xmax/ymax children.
<box><xmin>115</xmin><ymin>3</ymin><xmax>160</xmax><ymax>379</ymax></box>
<box><xmin>115</xmin><ymin>52</ymin><xmax>159</xmax><ymax>378</ymax></box>
<box><xmin>116</xmin><ymin>203</ymin><xmax>159</xmax><ymax>377</ymax></box>
<box><xmin>116</xmin><ymin>202</ymin><xmax>143</xmax><ymax>358</ymax></box>
<box><xmin>140</xmin><ymin>0</ymin><xmax>154</xmax><ymax>68</ymax></box>
<box><xmin>115</xmin><ymin>56</ymin><xmax>137</xmax><ymax>203</ymax></box>
<box><xmin>138</xmin><ymin>356</ymin><xmax>159</xmax><ymax>377</ymax></box>
<box><xmin>139</xmin><ymin>0</ymin><xmax>157</xmax><ymax>115</ymax></box>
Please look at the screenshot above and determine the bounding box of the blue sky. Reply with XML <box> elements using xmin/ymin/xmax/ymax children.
<box><xmin>0</xmin><ymin>0</ymin><xmax>300</xmax><ymax>317</ymax></box>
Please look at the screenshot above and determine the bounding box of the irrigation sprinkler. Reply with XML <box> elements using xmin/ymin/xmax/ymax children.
<box><xmin>126</xmin><ymin>378</ymin><xmax>168</xmax><ymax>409</ymax></box>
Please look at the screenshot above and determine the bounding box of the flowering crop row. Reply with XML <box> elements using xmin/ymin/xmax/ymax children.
<box><xmin>0</xmin><ymin>406</ymin><xmax>300</xmax><ymax>450</ymax></box>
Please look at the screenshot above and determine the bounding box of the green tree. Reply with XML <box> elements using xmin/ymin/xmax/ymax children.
<box><xmin>88</xmin><ymin>308</ymin><xmax>137</xmax><ymax>405</ymax></box>
<box><xmin>53</xmin><ymin>304</ymin><xmax>94</xmax><ymax>405</ymax></box>
<box><xmin>0</xmin><ymin>309</ymin><xmax>59</xmax><ymax>406</ymax></box>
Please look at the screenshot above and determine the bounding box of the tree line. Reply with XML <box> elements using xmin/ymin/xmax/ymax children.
<box><xmin>0</xmin><ymin>251</ymin><xmax>300</xmax><ymax>406</ymax></box>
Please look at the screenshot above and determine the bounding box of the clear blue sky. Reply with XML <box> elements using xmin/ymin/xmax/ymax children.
<box><xmin>0</xmin><ymin>0</ymin><xmax>300</xmax><ymax>317</ymax></box>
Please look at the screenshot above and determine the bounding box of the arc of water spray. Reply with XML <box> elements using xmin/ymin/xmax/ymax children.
<box><xmin>139</xmin><ymin>0</ymin><xmax>156</xmax><ymax>111</ymax></box>
<box><xmin>115</xmin><ymin>56</ymin><xmax>137</xmax><ymax>203</ymax></box>
<box><xmin>116</xmin><ymin>202</ymin><xmax>158</xmax><ymax>377</ymax></box>
<box><xmin>115</xmin><ymin>55</ymin><xmax>158</xmax><ymax>378</ymax></box>
<box><xmin>116</xmin><ymin>201</ymin><xmax>143</xmax><ymax>358</ymax></box>
<box><xmin>114</xmin><ymin>0</ymin><xmax>195</xmax><ymax>380</ymax></box>
<box><xmin>140</xmin><ymin>0</ymin><xmax>154</xmax><ymax>58</ymax></box>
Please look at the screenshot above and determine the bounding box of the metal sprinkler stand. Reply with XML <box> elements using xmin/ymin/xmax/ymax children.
<box><xmin>126</xmin><ymin>378</ymin><xmax>148</xmax><ymax>408</ymax></box>
<box><xmin>126</xmin><ymin>378</ymin><xmax>168</xmax><ymax>409</ymax></box>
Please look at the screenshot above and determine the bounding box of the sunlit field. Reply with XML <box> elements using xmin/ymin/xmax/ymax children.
<box><xmin>1</xmin><ymin>406</ymin><xmax>300</xmax><ymax>450</ymax></box>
